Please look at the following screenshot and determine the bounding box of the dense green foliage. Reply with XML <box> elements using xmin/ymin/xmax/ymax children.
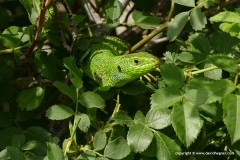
<box><xmin>0</xmin><ymin>0</ymin><xmax>240</xmax><ymax>159</ymax></box>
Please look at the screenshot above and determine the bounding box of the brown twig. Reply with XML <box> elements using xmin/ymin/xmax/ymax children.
<box><xmin>52</xmin><ymin>0</ymin><xmax>71</xmax><ymax>52</ymax></box>
<box><xmin>62</xmin><ymin>0</ymin><xmax>78</xmax><ymax>53</ymax></box>
<box><xmin>21</xmin><ymin>0</ymin><xmax>51</xmax><ymax>60</ymax></box>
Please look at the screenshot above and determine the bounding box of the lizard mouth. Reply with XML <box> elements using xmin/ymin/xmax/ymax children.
<box><xmin>132</xmin><ymin>58</ymin><xmax>160</xmax><ymax>75</ymax></box>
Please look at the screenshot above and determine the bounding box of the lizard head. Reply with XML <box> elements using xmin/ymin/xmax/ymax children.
<box><xmin>110</xmin><ymin>52</ymin><xmax>160</xmax><ymax>87</ymax></box>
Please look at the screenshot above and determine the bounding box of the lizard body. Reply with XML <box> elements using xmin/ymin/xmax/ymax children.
<box><xmin>82</xmin><ymin>36</ymin><xmax>160</xmax><ymax>87</ymax></box>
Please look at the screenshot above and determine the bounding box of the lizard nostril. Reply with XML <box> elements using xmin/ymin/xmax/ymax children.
<box><xmin>134</xmin><ymin>59</ymin><xmax>139</xmax><ymax>65</ymax></box>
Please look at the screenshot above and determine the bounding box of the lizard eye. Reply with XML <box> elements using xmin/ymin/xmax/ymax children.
<box><xmin>134</xmin><ymin>59</ymin><xmax>139</xmax><ymax>65</ymax></box>
<box><xmin>117</xmin><ymin>66</ymin><xmax>122</xmax><ymax>73</ymax></box>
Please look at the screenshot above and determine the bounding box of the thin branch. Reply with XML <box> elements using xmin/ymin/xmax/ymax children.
<box><xmin>124</xmin><ymin>21</ymin><xmax>169</xmax><ymax>54</ymax></box>
<box><xmin>52</xmin><ymin>0</ymin><xmax>71</xmax><ymax>52</ymax></box>
<box><xmin>61</xmin><ymin>0</ymin><xmax>78</xmax><ymax>53</ymax></box>
<box><xmin>21</xmin><ymin>0</ymin><xmax>50</xmax><ymax>60</ymax></box>
<box><xmin>80</xmin><ymin>0</ymin><xmax>104</xmax><ymax>23</ymax></box>
<box><xmin>118</xmin><ymin>0</ymin><xmax>131</xmax><ymax>16</ymax></box>
<box><xmin>141</xmin><ymin>36</ymin><xmax>169</xmax><ymax>51</ymax></box>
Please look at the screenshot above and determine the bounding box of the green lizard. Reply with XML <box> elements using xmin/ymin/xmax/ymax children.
<box><xmin>82</xmin><ymin>36</ymin><xmax>160</xmax><ymax>87</ymax></box>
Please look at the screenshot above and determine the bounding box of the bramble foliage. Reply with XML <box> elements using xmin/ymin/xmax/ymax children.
<box><xmin>0</xmin><ymin>0</ymin><xmax>240</xmax><ymax>159</ymax></box>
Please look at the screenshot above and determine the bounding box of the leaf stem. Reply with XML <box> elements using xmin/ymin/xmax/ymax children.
<box><xmin>112</xmin><ymin>90</ymin><xmax>121</xmax><ymax>117</ymax></box>
<box><xmin>167</xmin><ymin>0</ymin><xmax>175</xmax><ymax>21</ymax></box>
<box><xmin>71</xmin><ymin>88</ymin><xmax>81</xmax><ymax>142</ymax></box>
<box><xmin>80</xmin><ymin>147</ymin><xmax>104</xmax><ymax>157</ymax></box>
<box><xmin>0</xmin><ymin>42</ymin><xmax>30</xmax><ymax>54</ymax></box>
<box><xmin>190</xmin><ymin>66</ymin><xmax>219</xmax><ymax>75</ymax></box>
<box><xmin>234</xmin><ymin>72</ymin><xmax>238</xmax><ymax>86</ymax></box>
<box><xmin>124</xmin><ymin>22</ymin><xmax>169</xmax><ymax>54</ymax></box>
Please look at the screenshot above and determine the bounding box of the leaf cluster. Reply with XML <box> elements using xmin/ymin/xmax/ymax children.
<box><xmin>0</xmin><ymin>0</ymin><xmax>240</xmax><ymax>160</ymax></box>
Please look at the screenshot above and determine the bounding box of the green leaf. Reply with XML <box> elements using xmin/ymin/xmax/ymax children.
<box><xmin>53</xmin><ymin>81</ymin><xmax>77</xmax><ymax>101</ymax></box>
<box><xmin>223</xmin><ymin>94</ymin><xmax>240</xmax><ymax>143</ymax></box>
<box><xmin>208</xmin><ymin>55</ymin><xmax>238</xmax><ymax>73</ymax></box>
<box><xmin>199</xmin><ymin>0</ymin><xmax>216</xmax><ymax>8</ymax></box>
<box><xmin>63</xmin><ymin>57</ymin><xmax>83</xmax><ymax>89</ymax></box>
<box><xmin>172</xmin><ymin>102</ymin><xmax>203</xmax><ymax>147</ymax></box>
<box><xmin>190</xmin><ymin>8</ymin><xmax>207</xmax><ymax>31</ymax></box>
<box><xmin>127</xmin><ymin>124</ymin><xmax>153</xmax><ymax>152</ymax></box>
<box><xmin>145</xmin><ymin>109</ymin><xmax>172</xmax><ymax>129</ymax></box>
<box><xmin>0</xmin><ymin>149</ymin><xmax>8</xmax><ymax>159</ymax></box>
<box><xmin>25</xmin><ymin>127</ymin><xmax>57</xmax><ymax>143</ymax></box>
<box><xmin>93</xmin><ymin>131</ymin><xmax>107</xmax><ymax>151</ymax></box>
<box><xmin>105</xmin><ymin>0</ymin><xmax>121</xmax><ymax>21</ymax></box>
<box><xmin>78</xmin><ymin>150</ymin><xmax>96</xmax><ymax>159</ymax></box>
<box><xmin>188</xmin><ymin>33</ymin><xmax>211</xmax><ymax>54</ymax></box>
<box><xmin>0</xmin><ymin>26</ymin><xmax>30</xmax><ymax>48</ymax></box>
<box><xmin>120</xmin><ymin>81</ymin><xmax>149</xmax><ymax>95</ymax></box>
<box><xmin>104</xmin><ymin>137</ymin><xmax>131</xmax><ymax>159</ymax></box>
<box><xmin>174</xmin><ymin>0</ymin><xmax>195</xmax><ymax>7</ymax></box>
<box><xmin>35</xmin><ymin>52</ymin><xmax>62</xmax><ymax>81</ymax></box>
<box><xmin>21</xmin><ymin>140</ymin><xmax>44</xmax><ymax>151</ymax></box>
<box><xmin>11</xmin><ymin>134</ymin><xmax>25</xmax><ymax>148</ymax></box>
<box><xmin>79</xmin><ymin>92</ymin><xmax>105</xmax><ymax>109</ymax></box>
<box><xmin>7</xmin><ymin>146</ymin><xmax>25</xmax><ymax>160</ymax></box>
<box><xmin>20</xmin><ymin>0</ymin><xmax>41</xmax><ymax>24</ymax></box>
<box><xmin>96</xmin><ymin>158</ymin><xmax>109</xmax><ymax>160</ymax></box>
<box><xmin>164</xmin><ymin>51</ymin><xmax>178</xmax><ymax>63</ymax></box>
<box><xmin>210</xmin><ymin>32</ymin><xmax>240</xmax><ymax>54</ymax></box>
<box><xmin>177</xmin><ymin>52</ymin><xmax>195</xmax><ymax>63</ymax></box>
<box><xmin>19</xmin><ymin>0</ymin><xmax>32</xmax><ymax>16</ymax></box>
<box><xmin>70</xmin><ymin>72</ymin><xmax>83</xmax><ymax>89</ymax></box>
<box><xmin>167</xmin><ymin>12</ymin><xmax>189</xmax><ymax>41</ymax></box>
<box><xmin>134</xmin><ymin>111</ymin><xmax>145</xmax><ymax>124</ymax></box>
<box><xmin>132</xmin><ymin>10</ymin><xmax>160</xmax><ymax>29</ymax></box>
<box><xmin>73</xmin><ymin>15</ymin><xmax>86</xmax><ymax>25</ymax></box>
<box><xmin>199</xmin><ymin>103</ymin><xmax>217</xmax><ymax>115</ymax></box>
<box><xmin>228</xmin><ymin>140</ymin><xmax>240</xmax><ymax>156</ymax></box>
<box><xmin>154</xmin><ymin>131</ymin><xmax>181</xmax><ymax>160</ymax></box>
<box><xmin>112</xmin><ymin>110</ymin><xmax>133</xmax><ymax>126</ymax></box>
<box><xmin>185</xmin><ymin>79</ymin><xmax>236</xmax><ymax>106</ymax></box>
<box><xmin>204</xmin><ymin>63</ymin><xmax>222</xmax><ymax>80</ymax></box>
<box><xmin>160</xmin><ymin>64</ymin><xmax>185</xmax><ymax>88</ymax></box>
<box><xmin>78</xmin><ymin>113</ymin><xmax>90</xmax><ymax>132</ymax></box>
<box><xmin>151</xmin><ymin>87</ymin><xmax>182</xmax><ymax>109</ymax></box>
<box><xmin>0</xmin><ymin>127</ymin><xmax>22</xmax><ymax>149</ymax></box>
<box><xmin>47</xmin><ymin>143</ymin><xmax>64</xmax><ymax>160</ymax></box>
<box><xmin>210</xmin><ymin>11</ymin><xmax>240</xmax><ymax>23</ymax></box>
<box><xmin>46</xmin><ymin>105</ymin><xmax>74</xmax><ymax>120</ymax></box>
<box><xmin>219</xmin><ymin>22</ymin><xmax>240</xmax><ymax>39</ymax></box>
<box><xmin>18</xmin><ymin>86</ymin><xmax>45</xmax><ymax>110</ymax></box>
